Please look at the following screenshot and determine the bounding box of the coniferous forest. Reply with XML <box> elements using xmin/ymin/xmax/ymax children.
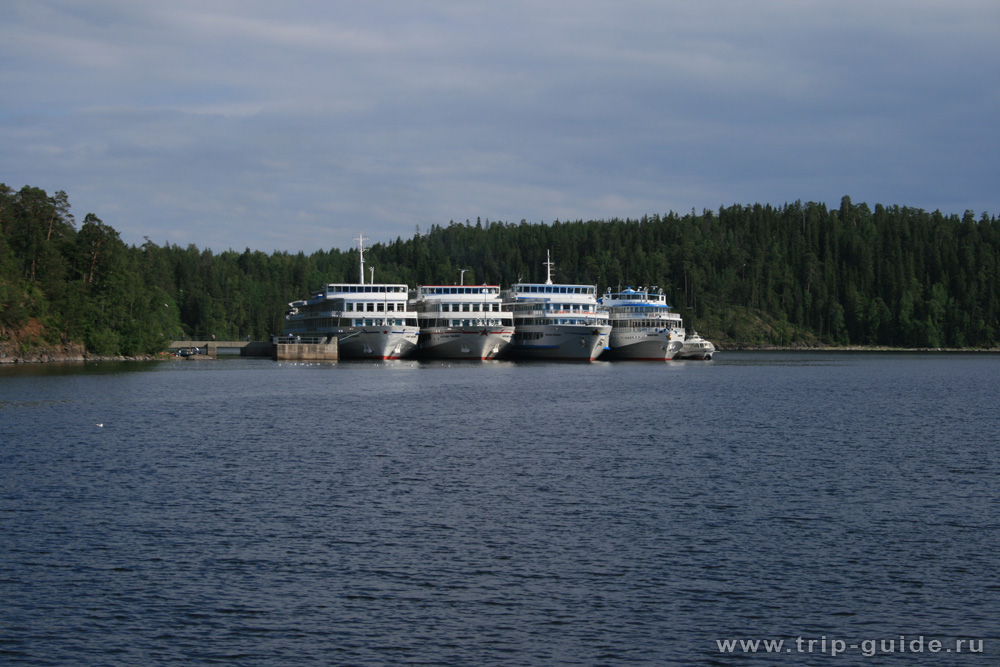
<box><xmin>1</xmin><ymin>182</ymin><xmax>998</xmax><ymax>358</ymax></box>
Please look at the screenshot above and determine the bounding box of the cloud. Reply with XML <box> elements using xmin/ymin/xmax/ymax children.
<box><xmin>2</xmin><ymin>0</ymin><xmax>997</xmax><ymax>253</ymax></box>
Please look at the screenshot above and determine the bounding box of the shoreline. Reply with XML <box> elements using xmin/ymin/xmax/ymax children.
<box><xmin>3</xmin><ymin>344</ymin><xmax>1000</xmax><ymax>365</ymax></box>
<box><xmin>0</xmin><ymin>353</ymin><xmax>162</xmax><ymax>365</ymax></box>
<box><xmin>0</xmin><ymin>343</ymin><xmax>162</xmax><ymax>365</ymax></box>
<box><xmin>721</xmin><ymin>344</ymin><xmax>1000</xmax><ymax>353</ymax></box>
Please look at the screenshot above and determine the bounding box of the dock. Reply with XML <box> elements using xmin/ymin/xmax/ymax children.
<box><xmin>167</xmin><ymin>338</ymin><xmax>338</xmax><ymax>361</ymax></box>
<box><xmin>271</xmin><ymin>336</ymin><xmax>339</xmax><ymax>361</ymax></box>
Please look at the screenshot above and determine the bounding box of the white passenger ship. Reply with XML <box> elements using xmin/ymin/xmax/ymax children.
<box><xmin>598</xmin><ymin>286</ymin><xmax>685</xmax><ymax>361</ymax></box>
<box><xmin>411</xmin><ymin>280</ymin><xmax>513</xmax><ymax>360</ymax></box>
<box><xmin>504</xmin><ymin>252</ymin><xmax>611</xmax><ymax>361</ymax></box>
<box><xmin>282</xmin><ymin>236</ymin><xmax>419</xmax><ymax>360</ymax></box>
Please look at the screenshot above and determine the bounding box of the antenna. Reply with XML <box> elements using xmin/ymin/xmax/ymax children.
<box><xmin>544</xmin><ymin>250</ymin><xmax>554</xmax><ymax>285</ymax></box>
<box><xmin>369</xmin><ymin>266</ymin><xmax>375</xmax><ymax>284</ymax></box>
<box><xmin>356</xmin><ymin>234</ymin><xmax>369</xmax><ymax>284</ymax></box>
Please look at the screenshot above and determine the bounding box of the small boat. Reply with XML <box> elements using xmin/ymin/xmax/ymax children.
<box><xmin>676</xmin><ymin>331</ymin><xmax>716</xmax><ymax>360</ymax></box>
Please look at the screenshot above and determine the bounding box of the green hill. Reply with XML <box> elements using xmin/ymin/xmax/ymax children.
<box><xmin>2</xmin><ymin>184</ymin><xmax>998</xmax><ymax>361</ymax></box>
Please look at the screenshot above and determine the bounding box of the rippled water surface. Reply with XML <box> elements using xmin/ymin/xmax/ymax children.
<box><xmin>2</xmin><ymin>353</ymin><xmax>998</xmax><ymax>665</ymax></box>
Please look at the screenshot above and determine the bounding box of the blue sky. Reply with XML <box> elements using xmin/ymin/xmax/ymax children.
<box><xmin>2</xmin><ymin>0</ymin><xmax>997</xmax><ymax>253</ymax></box>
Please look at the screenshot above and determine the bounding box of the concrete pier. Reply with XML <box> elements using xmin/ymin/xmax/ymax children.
<box><xmin>272</xmin><ymin>338</ymin><xmax>339</xmax><ymax>361</ymax></box>
<box><xmin>167</xmin><ymin>339</ymin><xmax>334</xmax><ymax>359</ymax></box>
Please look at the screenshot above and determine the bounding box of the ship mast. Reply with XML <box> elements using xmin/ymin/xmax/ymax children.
<box><xmin>544</xmin><ymin>250</ymin><xmax>554</xmax><ymax>285</ymax></box>
<box><xmin>356</xmin><ymin>234</ymin><xmax>368</xmax><ymax>284</ymax></box>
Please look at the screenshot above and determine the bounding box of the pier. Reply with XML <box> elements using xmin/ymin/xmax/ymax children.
<box><xmin>167</xmin><ymin>338</ymin><xmax>338</xmax><ymax>361</ymax></box>
<box><xmin>167</xmin><ymin>340</ymin><xmax>271</xmax><ymax>358</ymax></box>
<box><xmin>271</xmin><ymin>335</ymin><xmax>339</xmax><ymax>361</ymax></box>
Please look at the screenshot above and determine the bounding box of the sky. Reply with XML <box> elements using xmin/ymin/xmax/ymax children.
<box><xmin>2</xmin><ymin>1</ymin><xmax>998</xmax><ymax>254</ymax></box>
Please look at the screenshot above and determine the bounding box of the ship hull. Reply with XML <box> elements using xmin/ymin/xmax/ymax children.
<box><xmin>336</xmin><ymin>329</ymin><xmax>419</xmax><ymax>360</ymax></box>
<box><xmin>604</xmin><ymin>333</ymin><xmax>682</xmax><ymax>361</ymax></box>
<box><xmin>418</xmin><ymin>329</ymin><xmax>512</xmax><ymax>360</ymax></box>
<box><xmin>508</xmin><ymin>324</ymin><xmax>611</xmax><ymax>361</ymax></box>
<box><xmin>676</xmin><ymin>351</ymin><xmax>714</xmax><ymax>361</ymax></box>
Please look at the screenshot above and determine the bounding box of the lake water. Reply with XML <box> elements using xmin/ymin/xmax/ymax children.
<box><xmin>1</xmin><ymin>353</ymin><xmax>997</xmax><ymax>665</ymax></box>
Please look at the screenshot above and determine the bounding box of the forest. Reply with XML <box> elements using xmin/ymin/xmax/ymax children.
<box><xmin>2</xmin><ymin>182</ymin><xmax>998</xmax><ymax>357</ymax></box>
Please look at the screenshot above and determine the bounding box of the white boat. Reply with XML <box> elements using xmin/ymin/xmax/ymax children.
<box><xmin>282</xmin><ymin>236</ymin><xmax>419</xmax><ymax>360</ymax></box>
<box><xmin>504</xmin><ymin>251</ymin><xmax>611</xmax><ymax>361</ymax></box>
<box><xmin>411</xmin><ymin>280</ymin><xmax>513</xmax><ymax>360</ymax></box>
<box><xmin>598</xmin><ymin>286</ymin><xmax>684</xmax><ymax>361</ymax></box>
<box><xmin>676</xmin><ymin>330</ymin><xmax>717</xmax><ymax>360</ymax></box>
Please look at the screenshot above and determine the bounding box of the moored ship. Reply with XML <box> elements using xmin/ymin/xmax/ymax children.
<box><xmin>676</xmin><ymin>331</ymin><xmax>717</xmax><ymax>360</ymax></box>
<box><xmin>598</xmin><ymin>286</ymin><xmax>684</xmax><ymax>361</ymax></box>
<box><xmin>504</xmin><ymin>252</ymin><xmax>611</xmax><ymax>361</ymax></box>
<box><xmin>411</xmin><ymin>280</ymin><xmax>513</xmax><ymax>360</ymax></box>
<box><xmin>282</xmin><ymin>236</ymin><xmax>419</xmax><ymax>360</ymax></box>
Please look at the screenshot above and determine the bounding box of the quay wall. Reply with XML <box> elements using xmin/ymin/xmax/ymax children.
<box><xmin>272</xmin><ymin>340</ymin><xmax>339</xmax><ymax>361</ymax></box>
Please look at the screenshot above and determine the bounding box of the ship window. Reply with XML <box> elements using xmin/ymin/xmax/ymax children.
<box><xmin>366</xmin><ymin>303</ymin><xmax>374</xmax><ymax>312</ymax></box>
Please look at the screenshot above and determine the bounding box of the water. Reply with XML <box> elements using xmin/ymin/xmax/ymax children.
<box><xmin>1</xmin><ymin>353</ymin><xmax>998</xmax><ymax>665</ymax></box>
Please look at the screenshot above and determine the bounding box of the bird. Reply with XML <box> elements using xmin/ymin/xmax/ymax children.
<box><xmin>95</xmin><ymin>423</ymin><xmax>103</xmax><ymax>427</ymax></box>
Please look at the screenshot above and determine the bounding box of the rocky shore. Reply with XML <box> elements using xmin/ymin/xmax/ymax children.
<box><xmin>1</xmin><ymin>320</ymin><xmax>164</xmax><ymax>364</ymax></box>
<box><xmin>0</xmin><ymin>341</ymin><xmax>159</xmax><ymax>364</ymax></box>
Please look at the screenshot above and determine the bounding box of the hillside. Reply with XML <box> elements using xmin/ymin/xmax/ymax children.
<box><xmin>2</xmin><ymin>184</ymin><xmax>998</xmax><ymax>361</ymax></box>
